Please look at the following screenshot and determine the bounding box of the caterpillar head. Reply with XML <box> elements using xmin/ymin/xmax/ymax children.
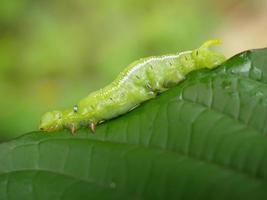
<box><xmin>39</xmin><ymin>111</ymin><xmax>63</xmax><ymax>132</ymax></box>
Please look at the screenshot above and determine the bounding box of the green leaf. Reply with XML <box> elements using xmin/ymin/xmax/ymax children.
<box><xmin>1</xmin><ymin>48</ymin><xmax>267</xmax><ymax>200</ymax></box>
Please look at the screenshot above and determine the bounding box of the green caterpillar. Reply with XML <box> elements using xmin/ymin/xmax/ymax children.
<box><xmin>39</xmin><ymin>40</ymin><xmax>225</xmax><ymax>134</ymax></box>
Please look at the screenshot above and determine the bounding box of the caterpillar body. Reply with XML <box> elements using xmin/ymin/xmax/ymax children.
<box><xmin>39</xmin><ymin>40</ymin><xmax>225</xmax><ymax>134</ymax></box>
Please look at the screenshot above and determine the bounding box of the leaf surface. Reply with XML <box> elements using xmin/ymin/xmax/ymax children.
<box><xmin>1</xmin><ymin>49</ymin><xmax>267</xmax><ymax>200</ymax></box>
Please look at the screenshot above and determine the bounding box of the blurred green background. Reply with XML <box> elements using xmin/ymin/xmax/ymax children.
<box><xmin>1</xmin><ymin>0</ymin><xmax>267</xmax><ymax>141</ymax></box>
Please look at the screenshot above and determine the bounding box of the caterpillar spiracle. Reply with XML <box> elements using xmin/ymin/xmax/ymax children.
<box><xmin>39</xmin><ymin>40</ymin><xmax>226</xmax><ymax>134</ymax></box>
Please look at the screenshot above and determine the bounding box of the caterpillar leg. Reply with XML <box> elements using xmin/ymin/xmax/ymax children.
<box><xmin>71</xmin><ymin>124</ymin><xmax>77</xmax><ymax>135</ymax></box>
<box><xmin>90</xmin><ymin>122</ymin><xmax>96</xmax><ymax>133</ymax></box>
<box><xmin>128</xmin><ymin>104</ymin><xmax>140</xmax><ymax>112</ymax></box>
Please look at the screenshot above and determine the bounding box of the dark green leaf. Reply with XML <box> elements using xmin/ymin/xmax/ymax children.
<box><xmin>1</xmin><ymin>48</ymin><xmax>267</xmax><ymax>200</ymax></box>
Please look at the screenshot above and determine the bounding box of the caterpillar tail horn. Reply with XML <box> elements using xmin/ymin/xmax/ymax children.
<box><xmin>201</xmin><ymin>39</ymin><xmax>222</xmax><ymax>48</ymax></box>
<box><xmin>192</xmin><ymin>39</ymin><xmax>226</xmax><ymax>69</ymax></box>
